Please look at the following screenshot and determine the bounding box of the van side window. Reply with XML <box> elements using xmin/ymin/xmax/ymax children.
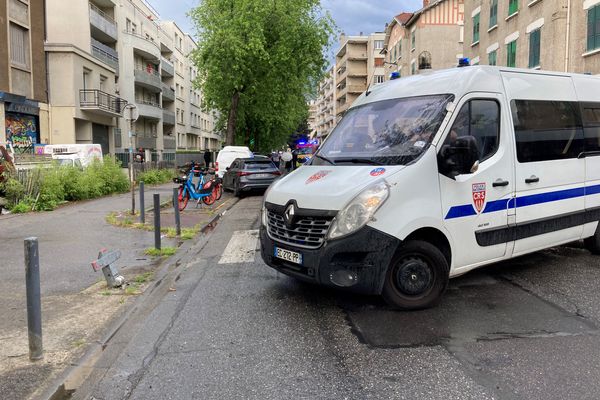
<box><xmin>444</xmin><ymin>99</ymin><xmax>500</xmax><ymax>162</ymax></box>
<box><xmin>581</xmin><ymin>102</ymin><xmax>600</xmax><ymax>152</ymax></box>
<box><xmin>511</xmin><ymin>100</ymin><xmax>584</xmax><ymax>162</ymax></box>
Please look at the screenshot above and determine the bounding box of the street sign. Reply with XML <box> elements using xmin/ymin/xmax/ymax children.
<box><xmin>91</xmin><ymin>249</ymin><xmax>125</xmax><ymax>288</ymax></box>
<box><xmin>124</xmin><ymin>104</ymin><xmax>139</xmax><ymax>122</ymax></box>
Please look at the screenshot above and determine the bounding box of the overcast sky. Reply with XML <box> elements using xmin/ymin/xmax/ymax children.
<box><xmin>149</xmin><ymin>0</ymin><xmax>423</xmax><ymax>39</ymax></box>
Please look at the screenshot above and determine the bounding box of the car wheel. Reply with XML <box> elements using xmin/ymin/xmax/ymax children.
<box><xmin>584</xmin><ymin>223</ymin><xmax>600</xmax><ymax>255</ymax></box>
<box><xmin>382</xmin><ymin>240</ymin><xmax>449</xmax><ymax>310</ymax></box>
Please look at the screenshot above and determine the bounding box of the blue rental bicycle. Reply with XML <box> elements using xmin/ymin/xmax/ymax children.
<box><xmin>173</xmin><ymin>162</ymin><xmax>217</xmax><ymax>211</ymax></box>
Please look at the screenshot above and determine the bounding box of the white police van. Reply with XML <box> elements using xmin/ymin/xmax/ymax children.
<box><xmin>259</xmin><ymin>66</ymin><xmax>600</xmax><ymax>310</ymax></box>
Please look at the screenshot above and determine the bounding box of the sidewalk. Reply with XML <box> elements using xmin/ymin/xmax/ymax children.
<box><xmin>0</xmin><ymin>183</ymin><xmax>235</xmax><ymax>400</ymax></box>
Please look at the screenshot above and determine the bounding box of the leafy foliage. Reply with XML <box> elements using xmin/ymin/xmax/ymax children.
<box><xmin>136</xmin><ymin>168</ymin><xmax>175</xmax><ymax>185</ymax></box>
<box><xmin>5</xmin><ymin>157</ymin><xmax>129</xmax><ymax>212</ymax></box>
<box><xmin>189</xmin><ymin>0</ymin><xmax>335</xmax><ymax>153</ymax></box>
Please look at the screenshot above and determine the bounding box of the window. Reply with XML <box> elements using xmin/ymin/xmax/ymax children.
<box><xmin>411</xmin><ymin>31</ymin><xmax>416</xmax><ymax>50</ymax></box>
<box><xmin>397</xmin><ymin>41</ymin><xmax>402</xmax><ymax>59</ymax></box>
<box><xmin>83</xmin><ymin>68</ymin><xmax>91</xmax><ymax>90</ymax></box>
<box><xmin>528</xmin><ymin>28</ymin><xmax>541</xmax><ymax>68</ymax></box>
<box><xmin>374</xmin><ymin>75</ymin><xmax>385</xmax><ymax>84</ymax></box>
<box><xmin>374</xmin><ymin>40</ymin><xmax>384</xmax><ymax>50</ymax></box>
<box><xmin>587</xmin><ymin>4</ymin><xmax>600</xmax><ymax>52</ymax></box>
<box><xmin>582</xmin><ymin>103</ymin><xmax>600</xmax><ymax>152</ymax></box>
<box><xmin>473</xmin><ymin>13</ymin><xmax>480</xmax><ymax>43</ymax></box>
<box><xmin>511</xmin><ymin>100</ymin><xmax>584</xmax><ymax>162</ymax></box>
<box><xmin>507</xmin><ymin>40</ymin><xmax>517</xmax><ymax>67</ymax></box>
<box><xmin>9</xmin><ymin>22</ymin><xmax>29</xmax><ymax>68</ymax></box>
<box><xmin>489</xmin><ymin>0</ymin><xmax>498</xmax><ymax>27</ymax></box>
<box><xmin>488</xmin><ymin>50</ymin><xmax>497</xmax><ymax>65</ymax></box>
<box><xmin>100</xmin><ymin>75</ymin><xmax>107</xmax><ymax>91</ymax></box>
<box><xmin>411</xmin><ymin>61</ymin><xmax>416</xmax><ymax>75</ymax></box>
<box><xmin>445</xmin><ymin>99</ymin><xmax>500</xmax><ymax>162</ymax></box>
<box><xmin>508</xmin><ymin>0</ymin><xmax>518</xmax><ymax>16</ymax></box>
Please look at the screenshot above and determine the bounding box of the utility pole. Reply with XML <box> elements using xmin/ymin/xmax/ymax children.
<box><xmin>124</xmin><ymin>104</ymin><xmax>139</xmax><ymax>215</ymax></box>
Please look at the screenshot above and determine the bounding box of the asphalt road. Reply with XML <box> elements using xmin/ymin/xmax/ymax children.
<box><xmin>82</xmin><ymin>195</ymin><xmax>600</xmax><ymax>400</ymax></box>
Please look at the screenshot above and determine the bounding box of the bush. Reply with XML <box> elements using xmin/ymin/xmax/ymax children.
<box><xmin>136</xmin><ymin>168</ymin><xmax>175</xmax><ymax>185</ymax></box>
<box><xmin>4</xmin><ymin>156</ymin><xmax>130</xmax><ymax>212</ymax></box>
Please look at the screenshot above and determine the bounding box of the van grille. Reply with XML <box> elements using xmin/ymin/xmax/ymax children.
<box><xmin>267</xmin><ymin>210</ymin><xmax>333</xmax><ymax>249</ymax></box>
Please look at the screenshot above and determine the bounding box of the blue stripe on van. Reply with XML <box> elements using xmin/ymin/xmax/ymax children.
<box><xmin>445</xmin><ymin>184</ymin><xmax>600</xmax><ymax>220</ymax></box>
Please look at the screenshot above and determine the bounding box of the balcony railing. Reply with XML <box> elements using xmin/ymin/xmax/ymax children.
<box><xmin>91</xmin><ymin>38</ymin><xmax>119</xmax><ymax>71</ymax></box>
<box><xmin>89</xmin><ymin>3</ymin><xmax>118</xmax><ymax>42</ymax></box>
<box><xmin>162</xmin><ymin>109</ymin><xmax>175</xmax><ymax>125</ymax></box>
<box><xmin>134</xmin><ymin>67</ymin><xmax>161</xmax><ymax>90</ymax></box>
<box><xmin>162</xmin><ymin>84</ymin><xmax>175</xmax><ymax>101</ymax></box>
<box><xmin>161</xmin><ymin>57</ymin><xmax>174</xmax><ymax>76</ymax></box>
<box><xmin>163</xmin><ymin>136</ymin><xmax>176</xmax><ymax>149</ymax></box>
<box><xmin>80</xmin><ymin>89</ymin><xmax>126</xmax><ymax>116</ymax></box>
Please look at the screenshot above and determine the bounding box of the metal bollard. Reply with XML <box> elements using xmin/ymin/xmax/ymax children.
<box><xmin>139</xmin><ymin>181</ymin><xmax>145</xmax><ymax>224</ymax></box>
<box><xmin>173</xmin><ymin>187</ymin><xmax>181</xmax><ymax>237</ymax></box>
<box><xmin>154</xmin><ymin>194</ymin><xmax>161</xmax><ymax>250</ymax></box>
<box><xmin>25</xmin><ymin>237</ymin><xmax>43</xmax><ymax>361</ymax></box>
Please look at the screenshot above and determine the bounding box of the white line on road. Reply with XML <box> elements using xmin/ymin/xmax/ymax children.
<box><xmin>218</xmin><ymin>230</ymin><xmax>259</xmax><ymax>264</ymax></box>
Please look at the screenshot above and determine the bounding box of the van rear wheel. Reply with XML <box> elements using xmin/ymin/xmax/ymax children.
<box><xmin>382</xmin><ymin>240</ymin><xmax>449</xmax><ymax>310</ymax></box>
<box><xmin>584</xmin><ymin>224</ymin><xmax>600</xmax><ymax>255</ymax></box>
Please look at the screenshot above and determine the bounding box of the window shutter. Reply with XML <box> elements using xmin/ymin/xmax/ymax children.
<box><xmin>588</xmin><ymin>6</ymin><xmax>596</xmax><ymax>51</ymax></box>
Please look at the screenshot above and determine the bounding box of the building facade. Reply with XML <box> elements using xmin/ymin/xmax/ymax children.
<box><xmin>1</xmin><ymin>0</ymin><xmax>49</xmax><ymax>152</ymax></box>
<box><xmin>314</xmin><ymin>66</ymin><xmax>337</xmax><ymax>139</ymax></box>
<box><xmin>383</xmin><ymin>0</ymin><xmax>465</xmax><ymax>78</ymax></box>
<box><xmin>335</xmin><ymin>32</ymin><xmax>385</xmax><ymax>120</ymax></box>
<box><xmin>463</xmin><ymin>0</ymin><xmax>600</xmax><ymax>74</ymax></box>
<box><xmin>43</xmin><ymin>0</ymin><xmax>220</xmax><ymax>160</ymax></box>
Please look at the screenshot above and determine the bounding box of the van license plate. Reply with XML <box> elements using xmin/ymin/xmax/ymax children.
<box><xmin>274</xmin><ymin>247</ymin><xmax>303</xmax><ymax>265</ymax></box>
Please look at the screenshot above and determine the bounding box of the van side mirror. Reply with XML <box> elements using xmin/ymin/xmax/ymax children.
<box><xmin>438</xmin><ymin>136</ymin><xmax>480</xmax><ymax>179</ymax></box>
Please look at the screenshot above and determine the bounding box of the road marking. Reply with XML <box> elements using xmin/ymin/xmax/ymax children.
<box><xmin>218</xmin><ymin>230</ymin><xmax>259</xmax><ymax>264</ymax></box>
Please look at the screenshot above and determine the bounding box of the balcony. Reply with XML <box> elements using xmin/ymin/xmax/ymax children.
<box><xmin>79</xmin><ymin>89</ymin><xmax>126</xmax><ymax>117</ymax></box>
<box><xmin>136</xmin><ymin>101</ymin><xmax>162</xmax><ymax>120</ymax></box>
<box><xmin>163</xmin><ymin>136</ymin><xmax>176</xmax><ymax>149</ymax></box>
<box><xmin>161</xmin><ymin>57</ymin><xmax>174</xmax><ymax>77</ymax></box>
<box><xmin>125</xmin><ymin>30</ymin><xmax>161</xmax><ymax>60</ymax></box>
<box><xmin>136</xmin><ymin>134</ymin><xmax>157</xmax><ymax>149</ymax></box>
<box><xmin>162</xmin><ymin>109</ymin><xmax>175</xmax><ymax>125</ymax></box>
<box><xmin>91</xmin><ymin>38</ymin><xmax>118</xmax><ymax>71</ymax></box>
<box><xmin>347</xmin><ymin>84</ymin><xmax>365</xmax><ymax>94</ymax></box>
<box><xmin>134</xmin><ymin>68</ymin><xmax>161</xmax><ymax>91</ymax></box>
<box><xmin>162</xmin><ymin>84</ymin><xmax>175</xmax><ymax>101</ymax></box>
<box><xmin>89</xmin><ymin>3</ymin><xmax>118</xmax><ymax>43</ymax></box>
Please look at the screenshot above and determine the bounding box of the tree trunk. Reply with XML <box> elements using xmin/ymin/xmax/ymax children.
<box><xmin>226</xmin><ymin>91</ymin><xmax>241</xmax><ymax>145</ymax></box>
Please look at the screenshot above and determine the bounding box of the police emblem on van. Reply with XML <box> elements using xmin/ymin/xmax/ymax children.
<box><xmin>472</xmin><ymin>183</ymin><xmax>486</xmax><ymax>213</ymax></box>
<box><xmin>305</xmin><ymin>170</ymin><xmax>331</xmax><ymax>184</ymax></box>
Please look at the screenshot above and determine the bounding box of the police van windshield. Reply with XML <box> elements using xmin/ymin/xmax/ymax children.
<box><xmin>313</xmin><ymin>94</ymin><xmax>454</xmax><ymax>166</ymax></box>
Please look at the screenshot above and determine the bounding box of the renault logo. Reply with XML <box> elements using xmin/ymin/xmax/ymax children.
<box><xmin>284</xmin><ymin>204</ymin><xmax>295</xmax><ymax>226</ymax></box>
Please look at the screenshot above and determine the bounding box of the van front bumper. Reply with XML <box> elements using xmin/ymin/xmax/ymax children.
<box><xmin>259</xmin><ymin>225</ymin><xmax>400</xmax><ymax>295</ymax></box>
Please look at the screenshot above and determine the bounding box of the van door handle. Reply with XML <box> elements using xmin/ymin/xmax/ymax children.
<box><xmin>492</xmin><ymin>179</ymin><xmax>509</xmax><ymax>187</ymax></box>
<box><xmin>525</xmin><ymin>176</ymin><xmax>539</xmax><ymax>184</ymax></box>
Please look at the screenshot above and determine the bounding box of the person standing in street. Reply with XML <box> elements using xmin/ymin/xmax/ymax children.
<box><xmin>204</xmin><ymin>150</ymin><xmax>211</xmax><ymax>168</ymax></box>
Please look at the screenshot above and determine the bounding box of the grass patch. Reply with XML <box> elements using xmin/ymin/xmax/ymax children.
<box><xmin>181</xmin><ymin>226</ymin><xmax>200</xmax><ymax>240</ymax></box>
<box><xmin>100</xmin><ymin>290</ymin><xmax>112</xmax><ymax>296</ymax></box>
<box><xmin>136</xmin><ymin>168</ymin><xmax>175</xmax><ymax>185</ymax></box>
<box><xmin>144</xmin><ymin>247</ymin><xmax>177</xmax><ymax>257</ymax></box>
<box><xmin>134</xmin><ymin>272</ymin><xmax>154</xmax><ymax>284</ymax></box>
<box><xmin>72</xmin><ymin>339</ymin><xmax>86</xmax><ymax>348</ymax></box>
<box><xmin>124</xmin><ymin>285</ymin><xmax>141</xmax><ymax>295</ymax></box>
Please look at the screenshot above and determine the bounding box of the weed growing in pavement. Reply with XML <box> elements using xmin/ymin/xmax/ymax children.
<box><xmin>72</xmin><ymin>338</ymin><xmax>86</xmax><ymax>348</ymax></box>
<box><xmin>181</xmin><ymin>226</ymin><xmax>200</xmax><ymax>240</ymax></box>
<box><xmin>144</xmin><ymin>247</ymin><xmax>177</xmax><ymax>257</ymax></box>
<box><xmin>134</xmin><ymin>272</ymin><xmax>154</xmax><ymax>284</ymax></box>
<box><xmin>100</xmin><ymin>290</ymin><xmax>111</xmax><ymax>296</ymax></box>
<box><xmin>124</xmin><ymin>285</ymin><xmax>141</xmax><ymax>295</ymax></box>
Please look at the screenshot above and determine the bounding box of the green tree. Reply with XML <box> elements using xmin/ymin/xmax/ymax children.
<box><xmin>189</xmin><ymin>0</ymin><xmax>334</xmax><ymax>151</ymax></box>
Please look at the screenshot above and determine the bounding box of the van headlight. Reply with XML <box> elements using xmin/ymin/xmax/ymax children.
<box><xmin>328</xmin><ymin>181</ymin><xmax>389</xmax><ymax>240</ymax></box>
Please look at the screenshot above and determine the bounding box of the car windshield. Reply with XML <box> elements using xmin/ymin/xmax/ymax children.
<box><xmin>313</xmin><ymin>94</ymin><xmax>454</xmax><ymax>166</ymax></box>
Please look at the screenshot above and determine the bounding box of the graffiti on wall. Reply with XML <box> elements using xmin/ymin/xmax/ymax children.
<box><xmin>5</xmin><ymin>113</ymin><xmax>38</xmax><ymax>149</ymax></box>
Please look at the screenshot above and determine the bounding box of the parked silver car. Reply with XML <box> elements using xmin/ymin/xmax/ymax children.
<box><xmin>223</xmin><ymin>157</ymin><xmax>281</xmax><ymax>197</ymax></box>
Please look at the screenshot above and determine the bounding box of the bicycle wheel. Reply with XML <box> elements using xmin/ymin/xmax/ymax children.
<box><xmin>215</xmin><ymin>182</ymin><xmax>223</xmax><ymax>200</ymax></box>
<box><xmin>178</xmin><ymin>186</ymin><xmax>190</xmax><ymax>211</ymax></box>
<box><xmin>202</xmin><ymin>190</ymin><xmax>216</xmax><ymax>205</ymax></box>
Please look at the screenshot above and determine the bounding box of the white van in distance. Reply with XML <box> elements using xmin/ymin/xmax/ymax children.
<box><xmin>259</xmin><ymin>66</ymin><xmax>600</xmax><ymax>310</ymax></box>
<box><xmin>44</xmin><ymin>144</ymin><xmax>103</xmax><ymax>167</ymax></box>
<box><xmin>215</xmin><ymin>146</ymin><xmax>253</xmax><ymax>178</ymax></box>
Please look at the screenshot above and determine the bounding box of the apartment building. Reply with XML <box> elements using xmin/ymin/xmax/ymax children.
<box><xmin>383</xmin><ymin>0</ymin><xmax>465</xmax><ymax>78</ymax></box>
<box><xmin>307</xmin><ymin>100</ymin><xmax>317</xmax><ymax>137</ymax></box>
<box><xmin>1</xmin><ymin>0</ymin><xmax>49</xmax><ymax>151</ymax></box>
<box><xmin>335</xmin><ymin>32</ymin><xmax>385</xmax><ymax>119</ymax></box>
<box><xmin>314</xmin><ymin>66</ymin><xmax>336</xmax><ymax>139</ymax></box>
<box><xmin>463</xmin><ymin>0</ymin><xmax>600</xmax><ymax>74</ymax></box>
<box><xmin>44</xmin><ymin>0</ymin><xmax>220</xmax><ymax>160</ymax></box>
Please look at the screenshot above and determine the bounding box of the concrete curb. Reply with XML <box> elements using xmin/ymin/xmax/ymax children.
<box><xmin>36</xmin><ymin>196</ymin><xmax>241</xmax><ymax>400</ymax></box>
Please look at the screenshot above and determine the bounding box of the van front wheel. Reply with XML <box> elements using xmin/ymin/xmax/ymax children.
<box><xmin>584</xmin><ymin>224</ymin><xmax>600</xmax><ymax>255</ymax></box>
<box><xmin>382</xmin><ymin>241</ymin><xmax>449</xmax><ymax>310</ymax></box>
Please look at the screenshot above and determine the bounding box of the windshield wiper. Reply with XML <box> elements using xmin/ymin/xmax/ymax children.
<box><xmin>334</xmin><ymin>157</ymin><xmax>384</xmax><ymax>166</ymax></box>
<box><xmin>314</xmin><ymin>154</ymin><xmax>336</xmax><ymax>165</ymax></box>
